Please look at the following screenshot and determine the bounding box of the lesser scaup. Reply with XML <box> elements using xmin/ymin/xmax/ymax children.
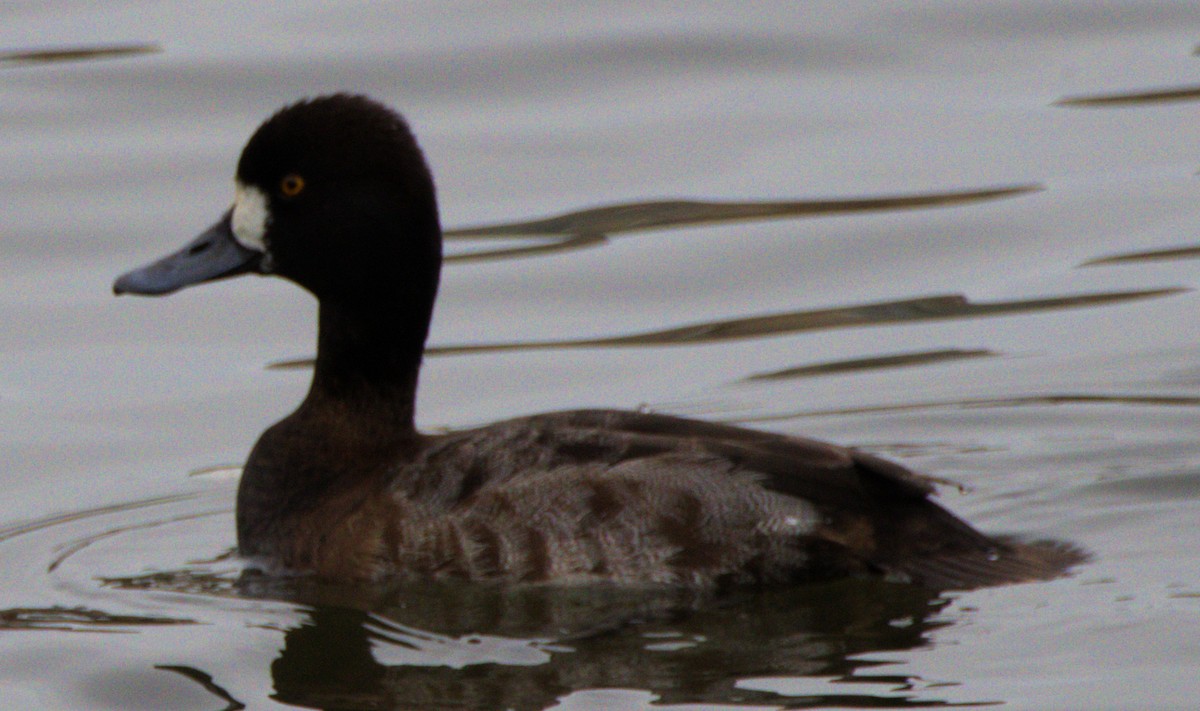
<box><xmin>115</xmin><ymin>94</ymin><xmax>1083</xmax><ymax>588</ymax></box>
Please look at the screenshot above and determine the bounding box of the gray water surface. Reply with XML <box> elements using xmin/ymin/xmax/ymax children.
<box><xmin>3</xmin><ymin>3</ymin><xmax>1199</xmax><ymax>709</ymax></box>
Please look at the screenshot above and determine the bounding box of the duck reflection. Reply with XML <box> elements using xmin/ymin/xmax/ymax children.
<box><xmin>238</xmin><ymin>578</ymin><xmax>964</xmax><ymax>710</ymax></box>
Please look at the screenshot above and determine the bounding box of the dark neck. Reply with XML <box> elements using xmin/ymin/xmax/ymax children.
<box><xmin>300</xmin><ymin>299</ymin><xmax>431</xmax><ymax>437</ymax></box>
<box><xmin>236</xmin><ymin>298</ymin><xmax>430</xmax><ymax>554</ymax></box>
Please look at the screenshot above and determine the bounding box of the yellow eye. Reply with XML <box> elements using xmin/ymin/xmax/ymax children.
<box><xmin>280</xmin><ymin>173</ymin><xmax>305</xmax><ymax>197</ymax></box>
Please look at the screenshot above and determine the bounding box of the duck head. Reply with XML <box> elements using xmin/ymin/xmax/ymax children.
<box><xmin>113</xmin><ymin>94</ymin><xmax>442</xmax><ymax>313</ymax></box>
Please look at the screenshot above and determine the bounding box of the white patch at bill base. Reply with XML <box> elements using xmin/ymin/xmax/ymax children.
<box><xmin>231</xmin><ymin>182</ymin><xmax>269</xmax><ymax>252</ymax></box>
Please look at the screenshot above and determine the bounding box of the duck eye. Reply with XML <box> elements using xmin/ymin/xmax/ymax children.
<box><xmin>279</xmin><ymin>173</ymin><xmax>305</xmax><ymax>197</ymax></box>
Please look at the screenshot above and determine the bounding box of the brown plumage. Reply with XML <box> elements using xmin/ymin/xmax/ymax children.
<box><xmin>235</xmin><ymin>407</ymin><xmax>1084</xmax><ymax>588</ymax></box>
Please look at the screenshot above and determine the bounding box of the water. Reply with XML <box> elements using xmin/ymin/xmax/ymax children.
<box><xmin>3</xmin><ymin>2</ymin><xmax>1200</xmax><ymax>708</ymax></box>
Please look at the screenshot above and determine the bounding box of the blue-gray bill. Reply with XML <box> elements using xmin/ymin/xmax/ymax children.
<box><xmin>113</xmin><ymin>210</ymin><xmax>262</xmax><ymax>296</ymax></box>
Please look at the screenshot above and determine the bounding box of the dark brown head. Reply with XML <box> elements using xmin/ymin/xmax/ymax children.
<box><xmin>114</xmin><ymin>94</ymin><xmax>442</xmax><ymax>323</ymax></box>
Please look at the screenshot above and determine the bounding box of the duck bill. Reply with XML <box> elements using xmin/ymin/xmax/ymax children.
<box><xmin>113</xmin><ymin>210</ymin><xmax>264</xmax><ymax>296</ymax></box>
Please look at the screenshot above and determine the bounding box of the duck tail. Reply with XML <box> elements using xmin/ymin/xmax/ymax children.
<box><xmin>901</xmin><ymin>537</ymin><xmax>1089</xmax><ymax>590</ymax></box>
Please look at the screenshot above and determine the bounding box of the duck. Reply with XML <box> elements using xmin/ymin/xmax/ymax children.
<box><xmin>114</xmin><ymin>94</ymin><xmax>1083</xmax><ymax>589</ymax></box>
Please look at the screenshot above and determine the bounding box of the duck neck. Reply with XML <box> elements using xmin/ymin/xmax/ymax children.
<box><xmin>236</xmin><ymin>297</ymin><xmax>431</xmax><ymax>556</ymax></box>
<box><xmin>301</xmin><ymin>299</ymin><xmax>431</xmax><ymax>436</ymax></box>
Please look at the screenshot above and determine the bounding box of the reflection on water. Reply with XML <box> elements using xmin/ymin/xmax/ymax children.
<box><xmin>1081</xmin><ymin>243</ymin><xmax>1200</xmax><ymax>267</ymax></box>
<box><xmin>0</xmin><ymin>492</ymin><xmax>198</xmax><ymax>546</ymax></box>
<box><xmin>254</xmin><ymin>580</ymin><xmax>964</xmax><ymax>710</ymax></box>
<box><xmin>425</xmin><ymin>288</ymin><xmax>1185</xmax><ymax>354</ymax></box>
<box><xmin>742</xmin><ymin>393</ymin><xmax>1200</xmax><ymax>424</ymax></box>
<box><xmin>744</xmin><ymin>348</ymin><xmax>996</xmax><ymax>382</ymax></box>
<box><xmin>154</xmin><ymin>666</ymin><xmax>244</xmax><ymax>711</ymax></box>
<box><xmin>0</xmin><ymin>606</ymin><xmax>192</xmax><ymax>632</ymax></box>
<box><xmin>0</xmin><ymin>43</ymin><xmax>160</xmax><ymax>67</ymax></box>
<box><xmin>1055</xmin><ymin>84</ymin><xmax>1200</xmax><ymax>107</ymax></box>
<box><xmin>443</xmin><ymin>185</ymin><xmax>1040</xmax><ymax>262</ymax></box>
<box><xmin>447</xmin><ymin>231</ymin><xmax>609</xmax><ymax>262</ymax></box>
<box><xmin>1053</xmin><ymin>42</ymin><xmax>1200</xmax><ymax>107</ymax></box>
<box><xmin>0</xmin><ymin>490</ymin><xmax>237</xmax><ymax>628</ymax></box>
<box><xmin>100</xmin><ymin>564</ymin><xmax>240</xmax><ymax>596</ymax></box>
<box><xmin>448</xmin><ymin>187</ymin><xmax>1040</xmax><ymax>237</ymax></box>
